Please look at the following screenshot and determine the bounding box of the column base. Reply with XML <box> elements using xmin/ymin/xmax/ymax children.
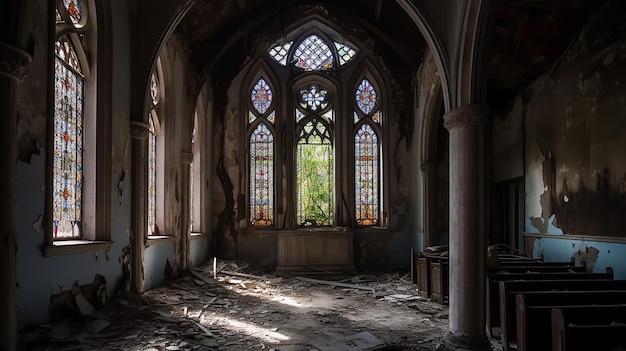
<box><xmin>444</xmin><ymin>332</ymin><xmax>491</xmax><ymax>351</ymax></box>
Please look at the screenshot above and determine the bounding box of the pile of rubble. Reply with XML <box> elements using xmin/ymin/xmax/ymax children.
<box><xmin>22</xmin><ymin>261</ymin><xmax>502</xmax><ymax>350</ymax></box>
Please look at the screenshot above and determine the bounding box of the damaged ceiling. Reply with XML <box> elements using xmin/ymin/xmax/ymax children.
<box><xmin>176</xmin><ymin>0</ymin><xmax>604</xmax><ymax>106</ymax></box>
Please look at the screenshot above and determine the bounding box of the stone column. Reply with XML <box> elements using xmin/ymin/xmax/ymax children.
<box><xmin>420</xmin><ymin>161</ymin><xmax>438</xmax><ymax>248</ymax></box>
<box><xmin>443</xmin><ymin>104</ymin><xmax>490</xmax><ymax>350</ymax></box>
<box><xmin>130</xmin><ymin>121</ymin><xmax>149</xmax><ymax>293</ymax></box>
<box><xmin>180</xmin><ymin>151</ymin><xmax>193</xmax><ymax>271</ymax></box>
<box><xmin>0</xmin><ymin>43</ymin><xmax>31</xmax><ymax>351</ymax></box>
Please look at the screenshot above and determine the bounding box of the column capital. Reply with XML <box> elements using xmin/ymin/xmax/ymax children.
<box><xmin>443</xmin><ymin>104</ymin><xmax>489</xmax><ymax>130</ymax></box>
<box><xmin>0</xmin><ymin>43</ymin><xmax>32</xmax><ymax>80</ymax></box>
<box><xmin>130</xmin><ymin>121</ymin><xmax>150</xmax><ymax>140</ymax></box>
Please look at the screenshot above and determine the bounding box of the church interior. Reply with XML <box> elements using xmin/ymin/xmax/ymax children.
<box><xmin>2</xmin><ymin>0</ymin><xmax>626</xmax><ymax>350</ymax></box>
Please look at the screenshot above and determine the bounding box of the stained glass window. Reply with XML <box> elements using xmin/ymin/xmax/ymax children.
<box><xmin>148</xmin><ymin>117</ymin><xmax>157</xmax><ymax>236</ymax></box>
<box><xmin>299</xmin><ymin>85</ymin><xmax>328</xmax><ymax>111</ymax></box>
<box><xmin>251</xmin><ymin>77</ymin><xmax>273</xmax><ymax>115</ymax></box>
<box><xmin>150</xmin><ymin>73</ymin><xmax>159</xmax><ymax>105</ymax></box>
<box><xmin>250</xmin><ymin>123</ymin><xmax>274</xmax><ymax>227</ymax></box>
<box><xmin>356</xmin><ymin>79</ymin><xmax>377</xmax><ymax>115</ymax></box>
<box><xmin>189</xmin><ymin>124</ymin><xmax>195</xmax><ymax>232</ymax></box>
<box><xmin>268</xmin><ymin>42</ymin><xmax>293</xmax><ymax>66</ymax></box>
<box><xmin>55</xmin><ymin>37</ymin><xmax>82</xmax><ymax>73</ymax></box>
<box><xmin>296</xmin><ymin>118</ymin><xmax>334</xmax><ymax>226</ymax></box>
<box><xmin>334</xmin><ymin>42</ymin><xmax>357</xmax><ymax>65</ymax></box>
<box><xmin>355</xmin><ymin>124</ymin><xmax>379</xmax><ymax>226</ymax></box>
<box><xmin>53</xmin><ymin>54</ymin><xmax>84</xmax><ymax>239</ymax></box>
<box><xmin>63</xmin><ymin>0</ymin><xmax>82</xmax><ymax>25</ymax></box>
<box><xmin>293</xmin><ymin>35</ymin><xmax>333</xmax><ymax>71</ymax></box>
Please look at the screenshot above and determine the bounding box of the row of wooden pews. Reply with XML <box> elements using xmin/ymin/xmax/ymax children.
<box><xmin>411</xmin><ymin>247</ymin><xmax>449</xmax><ymax>304</ymax></box>
<box><xmin>488</xmin><ymin>249</ymin><xmax>626</xmax><ymax>351</ymax></box>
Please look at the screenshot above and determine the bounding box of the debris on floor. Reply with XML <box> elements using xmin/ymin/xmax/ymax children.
<box><xmin>21</xmin><ymin>260</ymin><xmax>503</xmax><ymax>350</ymax></box>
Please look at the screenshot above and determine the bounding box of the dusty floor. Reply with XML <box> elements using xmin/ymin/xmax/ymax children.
<box><xmin>23</xmin><ymin>262</ymin><xmax>503</xmax><ymax>351</ymax></box>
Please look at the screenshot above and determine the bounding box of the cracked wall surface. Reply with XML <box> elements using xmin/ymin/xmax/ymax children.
<box><xmin>523</xmin><ymin>0</ymin><xmax>626</xmax><ymax>238</ymax></box>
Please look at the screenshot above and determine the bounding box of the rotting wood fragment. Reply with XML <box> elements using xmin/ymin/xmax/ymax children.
<box><xmin>295</xmin><ymin>276</ymin><xmax>375</xmax><ymax>292</ymax></box>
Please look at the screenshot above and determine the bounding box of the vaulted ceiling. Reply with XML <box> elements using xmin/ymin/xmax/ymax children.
<box><xmin>175</xmin><ymin>0</ymin><xmax>603</xmax><ymax>106</ymax></box>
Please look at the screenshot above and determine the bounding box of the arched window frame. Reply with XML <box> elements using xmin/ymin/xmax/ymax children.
<box><xmin>244</xmin><ymin>66</ymin><xmax>280</xmax><ymax>228</ymax></box>
<box><xmin>291</xmin><ymin>76</ymin><xmax>338</xmax><ymax>227</ymax></box>
<box><xmin>147</xmin><ymin>60</ymin><xmax>165</xmax><ymax>237</ymax></box>
<box><xmin>47</xmin><ymin>0</ymin><xmax>114</xmax><ymax>253</ymax></box>
<box><xmin>243</xmin><ymin>25</ymin><xmax>389</xmax><ymax>231</ymax></box>
<box><xmin>352</xmin><ymin>70</ymin><xmax>385</xmax><ymax>227</ymax></box>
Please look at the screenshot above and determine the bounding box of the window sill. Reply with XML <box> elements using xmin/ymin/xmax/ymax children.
<box><xmin>191</xmin><ymin>232</ymin><xmax>208</xmax><ymax>240</ymax></box>
<box><xmin>146</xmin><ymin>235</ymin><xmax>175</xmax><ymax>246</ymax></box>
<box><xmin>44</xmin><ymin>240</ymin><xmax>113</xmax><ymax>257</ymax></box>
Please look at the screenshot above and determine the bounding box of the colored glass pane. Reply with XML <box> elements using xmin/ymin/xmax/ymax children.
<box><xmin>56</xmin><ymin>7</ymin><xmax>63</xmax><ymax>23</ymax></box>
<box><xmin>322</xmin><ymin>109</ymin><xmax>333</xmax><ymax>121</ymax></box>
<box><xmin>293</xmin><ymin>35</ymin><xmax>334</xmax><ymax>71</ymax></box>
<box><xmin>249</xmin><ymin>123</ymin><xmax>274</xmax><ymax>227</ymax></box>
<box><xmin>148</xmin><ymin>117</ymin><xmax>157</xmax><ymax>236</ymax></box>
<box><xmin>334</xmin><ymin>42</ymin><xmax>357</xmax><ymax>65</ymax></box>
<box><xmin>190</xmin><ymin>125</ymin><xmax>195</xmax><ymax>232</ymax></box>
<box><xmin>356</xmin><ymin>79</ymin><xmax>377</xmax><ymax>115</ymax></box>
<box><xmin>55</xmin><ymin>37</ymin><xmax>82</xmax><ymax>73</ymax></box>
<box><xmin>267</xmin><ymin>111</ymin><xmax>275</xmax><ymax>124</ymax></box>
<box><xmin>248</xmin><ymin>111</ymin><xmax>257</xmax><ymax>124</ymax></box>
<box><xmin>296</xmin><ymin>118</ymin><xmax>334</xmax><ymax>226</ymax></box>
<box><xmin>268</xmin><ymin>41</ymin><xmax>293</xmax><ymax>66</ymax></box>
<box><xmin>296</xmin><ymin>109</ymin><xmax>305</xmax><ymax>122</ymax></box>
<box><xmin>63</xmin><ymin>0</ymin><xmax>82</xmax><ymax>24</ymax></box>
<box><xmin>53</xmin><ymin>57</ymin><xmax>84</xmax><ymax>239</ymax></box>
<box><xmin>251</xmin><ymin>78</ymin><xmax>273</xmax><ymax>115</ymax></box>
<box><xmin>372</xmin><ymin>111</ymin><xmax>381</xmax><ymax>124</ymax></box>
<box><xmin>150</xmin><ymin>73</ymin><xmax>159</xmax><ymax>105</ymax></box>
<box><xmin>354</xmin><ymin>111</ymin><xmax>360</xmax><ymax>124</ymax></box>
<box><xmin>355</xmin><ymin>124</ymin><xmax>379</xmax><ymax>226</ymax></box>
<box><xmin>299</xmin><ymin>85</ymin><xmax>328</xmax><ymax>111</ymax></box>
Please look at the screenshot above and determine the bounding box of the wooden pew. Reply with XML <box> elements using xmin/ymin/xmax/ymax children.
<box><xmin>516</xmin><ymin>294</ymin><xmax>626</xmax><ymax>351</ymax></box>
<box><xmin>486</xmin><ymin>271</ymin><xmax>613</xmax><ymax>336</ymax></box>
<box><xmin>429</xmin><ymin>256</ymin><xmax>448</xmax><ymax>304</ymax></box>
<box><xmin>489</xmin><ymin>265</ymin><xmax>585</xmax><ymax>274</ymax></box>
<box><xmin>551</xmin><ymin>308</ymin><xmax>626</xmax><ymax>351</ymax></box>
<box><xmin>515</xmin><ymin>292</ymin><xmax>626</xmax><ymax>351</ymax></box>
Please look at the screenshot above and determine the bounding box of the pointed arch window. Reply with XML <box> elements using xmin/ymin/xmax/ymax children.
<box><xmin>245</xmin><ymin>26</ymin><xmax>387</xmax><ymax>231</ymax></box>
<box><xmin>296</xmin><ymin>84</ymin><xmax>334</xmax><ymax>226</ymax></box>
<box><xmin>147</xmin><ymin>71</ymin><xmax>161</xmax><ymax>236</ymax></box>
<box><xmin>52</xmin><ymin>0</ymin><xmax>89</xmax><ymax>240</ymax></box>
<box><xmin>249</xmin><ymin>76</ymin><xmax>276</xmax><ymax>227</ymax></box>
<box><xmin>354</xmin><ymin>78</ymin><xmax>382</xmax><ymax>226</ymax></box>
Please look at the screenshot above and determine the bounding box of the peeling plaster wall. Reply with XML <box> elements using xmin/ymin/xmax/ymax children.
<box><xmin>522</xmin><ymin>0</ymin><xmax>626</xmax><ymax>238</ymax></box>
<box><xmin>14</xmin><ymin>0</ymin><xmax>132</xmax><ymax>325</ymax></box>
<box><xmin>516</xmin><ymin>0</ymin><xmax>626</xmax><ymax>276</ymax></box>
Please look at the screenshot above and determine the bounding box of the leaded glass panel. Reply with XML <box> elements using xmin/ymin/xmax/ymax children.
<box><xmin>63</xmin><ymin>0</ymin><xmax>82</xmax><ymax>24</ymax></box>
<box><xmin>293</xmin><ymin>35</ymin><xmax>334</xmax><ymax>71</ymax></box>
<box><xmin>296</xmin><ymin>118</ymin><xmax>334</xmax><ymax>226</ymax></box>
<box><xmin>334</xmin><ymin>42</ymin><xmax>357</xmax><ymax>65</ymax></box>
<box><xmin>150</xmin><ymin>73</ymin><xmax>159</xmax><ymax>105</ymax></box>
<box><xmin>355</xmin><ymin>124</ymin><xmax>379</xmax><ymax>226</ymax></box>
<box><xmin>356</xmin><ymin>79</ymin><xmax>377</xmax><ymax>115</ymax></box>
<box><xmin>148</xmin><ymin>117</ymin><xmax>157</xmax><ymax>236</ymax></box>
<box><xmin>251</xmin><ymin>78</ymin><xmax>273</xmax><ymax>115</ymax></box>
<box><xmin>248</xmin><ymin>111</ymin><xmax>257</xmax><ymax>124</ymax></box>
<box><xmin>250</xmin><ymin>123</ymin><xmax>274</xmax><ymax>227</ymax></box>
<box><xmin>268</xmin><ymin>41</ymin><xmax>293</xmax><ymax>66</ymax></box>
<box><xmin>299</xmin><ymin>85</ymin><xmax>328</xmax><ymax>111</ymax></box>
<box><xmin>53</xmin><ymin>57</ymin><xmax>83</xmax><ymax>239</ymax></box>
<box><xmin>55</xmin><ymin>37</ymin><xmax>82</xmax><ymax>73</ymax></box>
<box><xmin>372</xmin><ymin>111</ymin><xmax>381</xmax><ymax>124</ymax></box>
<box><xmin>267</xmin><ymin>111</ymin><xmax>275</xmax><ymax>124</ymax></box>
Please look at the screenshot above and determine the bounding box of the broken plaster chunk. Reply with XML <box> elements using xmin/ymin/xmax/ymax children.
<box><xmin>75</xmin><ymin>294</ymin><xmax>96</xmax><ymax>315</ymax></box>
<box><xmin>32</xmin><ymin>215</ymin><xmax>44</xmax><ymax>233</ymax></box>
